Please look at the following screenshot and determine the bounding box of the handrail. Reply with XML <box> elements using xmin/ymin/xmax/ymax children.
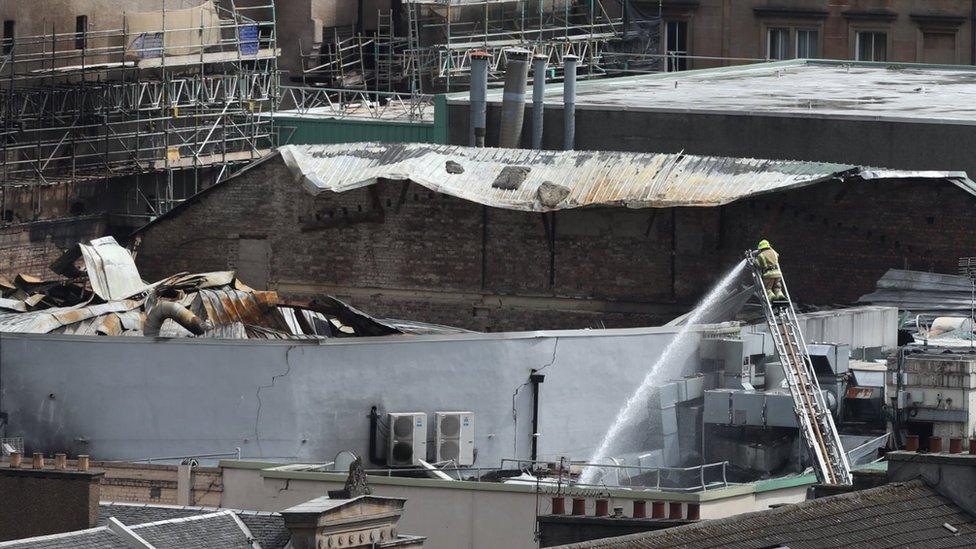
<box><xmin>280</xmin><ymin>86</ymin><xmax>435</xmax><ymax>122</ymax></box>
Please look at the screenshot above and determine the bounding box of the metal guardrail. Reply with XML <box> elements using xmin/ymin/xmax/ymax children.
<box><xmin>109</xmin><ymin>448</ymin><xmax>243</xmax><ymax>465</ymax></box>
<box><xmin>281</xmin><ymin>86</ymin><xmax>435</xmax><ymax>122</ymax></box>
<box><xmin>331</xmin><ymin>457</ymin><xmax>731</xmax><ymax>493</ymax></box>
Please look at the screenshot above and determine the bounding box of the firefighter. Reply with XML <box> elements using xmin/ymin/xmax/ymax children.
<box><xmin>756</xmin><ymin>239</ymin><xmax>786</xmax><ymax>301</ymax></box>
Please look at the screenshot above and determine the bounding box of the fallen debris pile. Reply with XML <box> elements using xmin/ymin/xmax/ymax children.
<box><xmin>0</xmin><ymin>237</ymin><xmax>465</xmax><ymax>338</ymax></box>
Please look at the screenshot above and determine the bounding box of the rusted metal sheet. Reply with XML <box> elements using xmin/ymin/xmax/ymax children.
<box><xmin>279</xmin><ymin>143</ymin><xmax>976</xmax><ymax>212</ymax></box>
<box><xmin>0</xmin><ymin>235</ymin><xmax>467</xmax><ymax>339</ymax></box>
<box><xmin>0</xmin><ymin>300</ymin><xmax>143</xmax><ymax>334</ymax></box>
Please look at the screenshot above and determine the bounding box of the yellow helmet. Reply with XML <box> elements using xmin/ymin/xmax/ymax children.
<box><xmin>757</xmin><ymin>239</ymin><xmax>771</xmax><ymax>251</ymax></box>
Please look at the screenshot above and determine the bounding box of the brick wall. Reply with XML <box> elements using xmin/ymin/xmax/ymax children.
<box><xmin>95</xmin><ymin>461</ymin><xmax>223</xmax><ymax>508</ymax></box>
<box><xmin>0</xmin><ymin>216</ymin><xmax>108</xmax><ymax>279</ymax></box>
<box><xmin>133</xmin><ymin>156</ymin><xmax>976</xmax><ymax>331</ymax></box>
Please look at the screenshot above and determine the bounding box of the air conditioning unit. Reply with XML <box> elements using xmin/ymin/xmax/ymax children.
<box><xmin>387</xmin><ymin>412</ymin><xmax>427</xmax><ymax>466</ymax></box>
<box><xmin>435</xmin><ymin>411</ymin><xmax>475</xmax><ymax>466</ymax></box>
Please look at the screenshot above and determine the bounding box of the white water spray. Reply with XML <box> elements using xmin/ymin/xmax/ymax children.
<box><xmin>579</xmin><ymin>259</ymin><xmax>748</xmax><ymax>485</ymax></box>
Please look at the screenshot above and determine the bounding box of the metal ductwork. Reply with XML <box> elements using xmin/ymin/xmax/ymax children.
<box><xmin>498</xmin><ymin>48</ymin><xmax>531</xmax><ymax>148</ymax></box>
<box><xmin>144</xmin><ymin>301</ymin><xmax>212</xmax><ymax>337</ymax></box>
<box><xmin>469</xmin><ymin>51</ymin><xmax>490</xmax><ymax>148</ymax></box>
<box><xmin>532</xmin><ymin>54</ymin><xmax>547</xmax><ymax>150</ymax></box>
<box><xmin>563</xmin><ymin>55</ymin><xmax>578</xmax><ymax>151</ymax></box>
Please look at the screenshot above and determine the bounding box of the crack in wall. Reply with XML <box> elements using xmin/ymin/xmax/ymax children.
<box><xmin>253</xmin><ymin>345</ymin><xmax>301</xmax><ymax>456</ymax></box>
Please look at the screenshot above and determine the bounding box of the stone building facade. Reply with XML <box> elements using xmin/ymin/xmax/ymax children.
<box><xmin>660</xmin><ymin>0</ymin><xmax>976</xmax><ymax>69</ymax></box>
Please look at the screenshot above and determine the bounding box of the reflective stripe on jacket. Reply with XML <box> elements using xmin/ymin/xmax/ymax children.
<box><xmin>757</xmin><ymin>248</ymin><xmax>782</xmax><ymax>278</ymax></box>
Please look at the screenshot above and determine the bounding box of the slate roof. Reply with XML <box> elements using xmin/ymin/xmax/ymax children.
<box><xmin>558</xmin><ymin>479</ymin><xmax>976</xmax><ymax>549</ymax></box>
<box><xmin>98</xmin><ymin>502</ymin><xmax>290</xmax><ymax>549</ymax></box>
<box><xmin>1</xmin><ymin>505</ymin><xmax>290</xmax><ymax>549</ymax></box>
<box><xmin>129</xmin><ymin>512</ymin><xmax>254</xmax><ymax>548</ymax></box>
<box><xmin>0</xmin><ymin>528</ymin><xmax>130</xmax><ymax>549</ymax></box>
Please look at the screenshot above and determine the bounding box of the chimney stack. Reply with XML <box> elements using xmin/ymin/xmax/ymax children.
<box><xmin>469</xmin><ymin>51</ymin><xmax>490</xmax><ymax>148</ymax></box>
<box><xmin>531</xmin><ymin>54</ymin><xmax>547</xmax><ymax>149</ymax></box>
<box><xmin>1</xmin><ymin>452</ymin><xmax>104</xmax><ymax>542</ymax></box>
<box><xmin>562</xmin><ymin>55</ymin><xmax>578</xmax><ymax>150</ymax></box>
<box><xmin>498</xmin><ymin>48</ymin><xmax>531</xmax><ymax>148</ymax></box>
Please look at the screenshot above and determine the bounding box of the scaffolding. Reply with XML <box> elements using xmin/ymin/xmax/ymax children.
<box><xmin>0</xmin><ymin>0</ymin><xmax>279</xmax><ymax>218</ymax></box>
<box><xmin>300</xmin><ymin>0</ymin><xmax>658</xmax><ymax>94</ymax></box>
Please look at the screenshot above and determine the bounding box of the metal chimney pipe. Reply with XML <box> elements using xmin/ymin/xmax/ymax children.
<box><xmin>498</xmin><ymin>48</ymin><xmax>531</xmax><ymax>148</ymax></box>
<box><xmin>469</xmin><ymin>51</ymin><xmax>490</xmax><ymax>147</ymax></box>
<box><xmin>531</xmin><ymin>54</ymin><xmax>547</xmax><ymax>149</ymax></box>
<box><xmin>563</xmin><ymin>54</ymin><xmax>578</xmax><ymax>150</ymax></box>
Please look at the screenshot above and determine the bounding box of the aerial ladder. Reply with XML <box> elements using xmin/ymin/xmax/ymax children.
<box><xmin>746</xmin><ymin>251</ymin><xmax>853</xmax><ymax>485</ymax></box>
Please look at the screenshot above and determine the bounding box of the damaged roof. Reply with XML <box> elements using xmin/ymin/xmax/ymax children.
<box><xmin>0</xmin><ymin>237</ymin><xmax>468</xmax><ymax>339</ymax></box>
<box><xmin>279</xmin><ymin>143</ymin><xmax>976</xmax><ymax>212</ymax></box>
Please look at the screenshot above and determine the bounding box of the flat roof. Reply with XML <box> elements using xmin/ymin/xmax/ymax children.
<box><xmin>454</xmin><ymin>59</ymin><xmax>976</xmax><ymax>125</ymax></box>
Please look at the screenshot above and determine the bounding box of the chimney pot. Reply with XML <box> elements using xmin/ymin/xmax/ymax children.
<box><xmin>905</xmin><ymin>434</ymin><xmax>919</xmax><ymax>452</ymax></box>
<box><xmin>651</xmin><ymin>501</ymin><xmax>665</xmax><ymax>519</ymax></box>
<box><xmin>594</xmin><ymin>499</ymin><xmax>609</xmax><ymax>517</ymax></box>
<box><xmin>686</xmin><ymin>502</ymin><xmax>701</xmax><ymax>521</ymax></box>
<box><xmin>9</xmin><ymin>451</ymin><xmax>21</xmax><ymax>468</ymax></box>
<box><xmin>54</xmin><ymin>453</ymin><xmax>67</xmax><ymax>470</ymax></box>
<box><xmin>77</xmin><ymin>455</ymin><xmax>90</xmax><ymax>471</ymax></box>
<box><xmin>632</xmin><ymin>500</ymin><xmax>647</xmax><ymax>518</ymax></box>
<box><xmin>668</xmin><ymin>502</ymin><xmax>683</xmax><ymax>520</ymax></box>
<box><xmin>929</xmin><ymin>436</ymin><xmax>943</xmax><ymax>453</ymax></box>
<box><xmin>950</xmin><ymin>437</ymin><xmax>963</xmax><ymax>454</ymax></box>
<box><xmin>32</xmin><ymin>452</ymin><xmax>44</xmax><ymax>469</ymax></box>
<box><xmin>571</xmin><ymin>497</ymin><xmax>586</xmax><ymax>516</ymax></box>
<box><xmin>551</xmin><ymin>496</ymin><xmax>565</xmax><ymax>515</ymax></box>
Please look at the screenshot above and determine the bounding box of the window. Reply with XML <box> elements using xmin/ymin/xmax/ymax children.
<box><xmin>766</xmin><ymin>28</ymin><xmax>790</xmax><ymax>60</ymax></box>
<box><xmin>856</xmin><ymin>31</ymin><xmax>887</xmax><ymax>61</ymax></box>
<box><xmin>2</xmin><ymin>20</ymin><xmax>14</xmax><ymax>55</ymax></box>
<box><xmin>922</xmin><ymin>32</ymin><xmax>955</xmax><ymax>64</ymax></box>
<box><xmin>665</xmin><ymin>20</ymin><xmax>688</xmax><ymax>71</ymax></box>
<box><xmin>75</xmin><ymin>15</ymin><xmax>88</xmax><ymax>50</ymax></box>
<box><xmin>796</xmin><ymin>29</ymin><xmax>819</xmax><ymax>58</ymax></box>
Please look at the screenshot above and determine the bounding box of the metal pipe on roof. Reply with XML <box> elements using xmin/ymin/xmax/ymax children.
<box><xmin>563</xmin><ymin>55</ymin><xmax>577</xmax><ymax>151</ymax></box>
<box><xmin>144</xmin><ymin>301</ymin><xmax>212</xmax><ymax>337</ymax></box>
<box><xmin>499</xmin><ymin>48</ymin><xmax>531</xmax><ymax>148</ymax></box>
<box><xmin>531</xmin><ymin>55</ymin><xmax>547</xmax><ymax>150</ymax></box>
<box><xmin>469</xmin><ymin>51</ymin><xmax>490</xmax><ymax>148</ymax></box>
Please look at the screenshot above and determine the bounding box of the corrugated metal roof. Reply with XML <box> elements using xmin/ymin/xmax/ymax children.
<box><xmin>279</xmin><ymin>143</ymin><xmax>976</xmax><ymax>212</ymax></box>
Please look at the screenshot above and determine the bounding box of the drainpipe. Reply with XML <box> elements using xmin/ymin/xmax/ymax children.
<box><xmin>143</xmin><ymin>302</ymin><xmax>211</xmax><ymax>337</ymax></box>
<box><xmin>469</xmin><ymin>51</ymin><xmax>490</xmax><ymax>147</ymax></box>
<box><xmin>529</xmin><ymin>371</ymin><xmax>546</xmax><ymax>462</ymax></box>
<box><xmin>563</xmin><ymin>54</ymin><xmax>578</xmax><ymax>150</ymax></box>
<box><xmin>499</xmin><ymin>48</ymin><xmax>531</xmax><ymax>148</ymax></box>
<box><xmin>368</xmin><ymin>406</ymin><xmax>387</xmax><ymax>466</ymax></box>
<box><xmin>532</xmin><ymin>54</ymin><xmax>547</xmax><ymax>150</ymax></box>
<box><xmin>971</xmin><ymin>0</ymin><xmax>976</xmax><ymax>65</ymax></box>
